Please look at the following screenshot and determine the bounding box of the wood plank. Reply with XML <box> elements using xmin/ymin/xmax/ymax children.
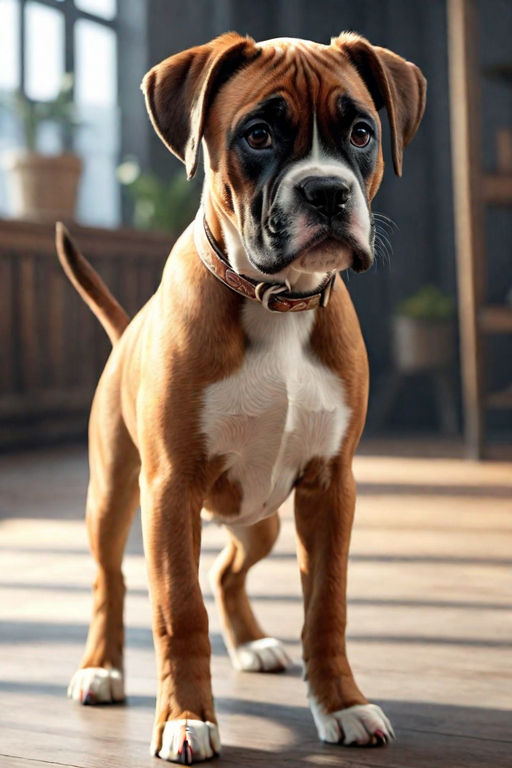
<box><xmin>34</xmin><ymin>251</ymin><xmax>52</xmax><ymax>388</ymax></box>
<box><xmin>18</xmin><ymin>254</ymin><xmax>38</xmax><ymax>392</ymax></box>
<box><xmin>0</xmin><ymin>417</ymin><xmax>89</xmax><ymax>449</ymax></box>
<box><xmin>137</xmin><ymin>254</ymin><xmax>162</xmax><ymax>310</ymax></box>
<box><xmin>479</xmin><ymin>304</ymin><xmax>512</xmax><ymax>333</ymax></box>
<box><xmin>483</xmin><ymin>173</ymin><xmax>512</xmax><ymax>204</ymax></box>
<box><xmin>47</xmin><ymin>261</ymin><xmax>67</xmax><ymax>389</ymax></box>
<box><xmin>0</xmin><ymin>388</ymin><xmax>91</xmax><ymax>418</ymax></box>
<box><xmin>118</xmin><ymin>253</ymin><xmax>140</xmax><ymax>320</ymax></box>
<box><xmin>0</xmin><ymin>255</ymin><xmax>13</xmax><ymax>393</ymax></box>
<box><xmin>447</xmin><ymin>0</ymin><xmax>485</xmax><ymax>458</ymax></box>
<box><xmin>486</xmin><ymin>386</ymin><xmax>512</xmax><ymax>409</ymax></box>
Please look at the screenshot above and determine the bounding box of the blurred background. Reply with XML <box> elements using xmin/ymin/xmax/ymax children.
<box><xmin>0</xmin><ymin>0</ymin><xmax>511</xmax><ymax>457</ymax></box>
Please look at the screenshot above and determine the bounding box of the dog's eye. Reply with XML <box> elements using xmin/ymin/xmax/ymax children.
<box><xmin>350</xmin><ymin>122</ymin><xmax>372</xmax><ymax>148</ymax></box>
<box><xmin>246</xmin><ymin>125</ymin><xmax>272</xmax><ymax>150</ymax></box>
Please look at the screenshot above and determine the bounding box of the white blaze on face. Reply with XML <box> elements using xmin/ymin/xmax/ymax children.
<box><xmin>274</xmin><ymin>115</ymin><xmax>371</xmax><ymax>263</ymax></box>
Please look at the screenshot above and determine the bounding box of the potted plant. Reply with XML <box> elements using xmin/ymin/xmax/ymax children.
<box><xmin>117</xmin><ymin>158</ymin><xmax>201</xmax><ymax>234</ymax></box>
<box><xmin>392</xmin><ymin>285</ymin><xmax>456</xmax><ymax>372</ymax></box>
<box><xmin>1</xmin><ymin>74</ymin><xmax>83</xmax><ymax>222</ymax></box>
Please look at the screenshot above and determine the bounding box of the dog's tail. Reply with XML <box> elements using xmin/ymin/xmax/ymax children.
<box><xmin>55</xmin><ymin>222</ymin><xmax>129</xmax><ymax>345</ymax></box>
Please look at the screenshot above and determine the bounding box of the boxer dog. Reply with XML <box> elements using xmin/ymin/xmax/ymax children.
<box><xmin>57</xmin><ymin>31</ymin><xmax>425</xmax><ymax>764</ymax></box>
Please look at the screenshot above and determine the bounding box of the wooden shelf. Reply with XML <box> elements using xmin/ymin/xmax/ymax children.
<box><xmin>448</xmin><ymin>0</ymin><xmax>512</xmax><ymax>457</ymax></box>
<box><xmin>483</xmin><ymin>174</ymin><xmax>512</xmax><ymax>204</ymax></box>
<box><xmin>487</xmin><ymin>386</ymin><xmax>512</xmax><ymax>410</ymax></box>
<box><xmin>479</xmin><ymin>304</ymin><xmax>512</xmax><ymax>333</ymax></box>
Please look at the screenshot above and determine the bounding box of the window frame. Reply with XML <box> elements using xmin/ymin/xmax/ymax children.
<box><xmin>17</xmin><ymin>0</ymin><xmax>118</xmax><ymax>102</ymax></box>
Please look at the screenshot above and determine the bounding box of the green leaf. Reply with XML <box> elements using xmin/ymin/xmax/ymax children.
<box><xmin>118</xmin><ymin>159</ymin><xmax>202</xmax><ymax>233</ymax></box>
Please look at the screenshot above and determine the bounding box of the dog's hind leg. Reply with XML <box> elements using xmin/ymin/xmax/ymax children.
<box><xmin>210</xmin><ymin>513</ymin><xmax>291</xmax><ymax>673</ymax></box>
<box><xmin>68</xmin><ymin>393</ymin><xmax>140</xmax><ymax>705</ymax></box>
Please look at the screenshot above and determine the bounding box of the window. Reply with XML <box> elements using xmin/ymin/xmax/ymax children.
<box><xmin>0</xmin><ymin>0</ymin><xmax>119</xmax><ymax>227</ymax></box>
<box><xmin>0</xmin><ymin>0</ymin><xmax>21</xmax><ymax>92</ymax></box>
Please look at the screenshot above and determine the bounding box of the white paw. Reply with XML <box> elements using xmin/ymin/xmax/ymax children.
<box><xmin>230</xmin><ymin>637</ymin><xmax>291</xmax><ymax>672</ymax></box>
<box><xmin>308</xmin><ymin>697</ymin><xmax>395</xmax><ymax>746</ymax></box>
<box><xmin>67</xmin><ymin>667</ymin><xmax>124</xmax><ymax>704</ymax></box>
<box><xmin>151</xmin><ymin>720</ymin><xmax>221</xmax><ymax>764</ymax></box>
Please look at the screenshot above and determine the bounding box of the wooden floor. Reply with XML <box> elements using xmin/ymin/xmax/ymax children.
<box><xmin>0</xmin><ymin>440</ymin><xmax>511</xmax><ymax>768</ymax></box>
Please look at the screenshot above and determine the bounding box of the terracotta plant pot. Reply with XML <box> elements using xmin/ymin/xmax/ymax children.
<box><xmin>392</xmin><ymin>315</ymin><xmax>454</xmax><ymax>372</ymax></box>
<box><xmin>4</xmin><ymin>151</ymin><xmax>83</xmax><ymax>222</ymax></box>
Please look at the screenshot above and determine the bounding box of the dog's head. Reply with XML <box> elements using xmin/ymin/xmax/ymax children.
<box><xmin>142</xmin><ymin>32</ymin><xmax>426</xmax><ymax>285</ymax></box>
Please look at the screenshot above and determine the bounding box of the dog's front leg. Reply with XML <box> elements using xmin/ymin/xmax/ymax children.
<box><xmin>140</xmin><ymin>468</ymin><xmax>220</xmax><ymax>764</ymax></box>
<box><xmin>295</xmin><ymin>462</ymin><xmax>394</xmax><ymax>747</ymax></box>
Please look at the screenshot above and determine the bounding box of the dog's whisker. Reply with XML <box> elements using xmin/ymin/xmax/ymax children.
<box><xmin>373</xmin><ymin>228</ymin><xmax>394</xmax><ymax>270</ymax></box>
<box><xmin>373</xmin><ymin>219</ymin><xmax>395</xmax><ymax>245</ymax></box>
<box><xmin>373</xmin><ymin>223</ymin><xmax>396</xmax><ymax>242</ymax></box>
<box><xmin>375</xmin><ymin>234</ymin><xmax>392</xmax><ymax>260</ymax></box>
<box><xmin>372</xmin><ymin>211</ymin><xmax>399</xmax><ymax>231</ymax></box>
<box><xmin>374</xmin><ymin>230</ymin><xmax>391</xmax><ymax>249</ymax></box>
<box><xmin>376</xmin><ymin>231</ymin><xmax>394</xmax><ymax>255</ymax></box>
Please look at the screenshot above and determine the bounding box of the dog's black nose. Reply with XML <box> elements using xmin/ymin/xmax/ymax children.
<box><xmin>299</xmin><ymin>176</ymin><xmax>351</xmax><ymax>218</ymax></box>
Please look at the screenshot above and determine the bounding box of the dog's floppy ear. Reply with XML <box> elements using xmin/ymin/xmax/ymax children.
<box><xmin>142</xmin><ymin>32</ymin><xmax>258</xmax><ymax>179</ymax></box>
<box><xmin>333</xmin><ymin>33</ymin><xmax>426</xmax><ymax>176</ymax></box>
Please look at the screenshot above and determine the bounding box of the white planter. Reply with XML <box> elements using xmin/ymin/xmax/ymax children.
<box><xmin>392</xmin><ymin>316</ymin><xmax>454</xmax><ymax>372</ymax></box>
<box><xmin>3</xmin><ymin>150</ymin><xmax>83</xmax><ymax>222</ymax></box>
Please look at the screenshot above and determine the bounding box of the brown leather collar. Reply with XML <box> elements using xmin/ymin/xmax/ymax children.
<box><xmin>193</xmin><ymin>209</ymin><xmax>336</xmax><ymax>312</ymax></box>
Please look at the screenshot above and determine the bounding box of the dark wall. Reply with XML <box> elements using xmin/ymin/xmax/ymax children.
<box><xmin>122</xmin><ymin>0</ymin><xmax>511</xmax><ymax>433</ymax></box>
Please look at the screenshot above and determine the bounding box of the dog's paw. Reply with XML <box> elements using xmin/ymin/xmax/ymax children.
<box><xmin>308</xmin><ymin>698</ymin><xmax>395</xmax><ymax>746</ymax></box>
<box><xmin>67</xmin><ymin>667</ymin><xmax>124</xmax><ymax>705</ymax></box>
<box><xmin>151</xmin><ymin>720</ymin><xmax>221</xmax><ymax>764</ymax></box>
<box><xmin>230</xmin><ymin>637</ymin><xmax>291</xmax><ymax>672</ymax></box>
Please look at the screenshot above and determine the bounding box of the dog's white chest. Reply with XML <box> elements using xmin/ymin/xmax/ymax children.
<box><xmin>201</xmin><ymin>303</ymin><xmax>350</xmax><ymax>525</ymax></box>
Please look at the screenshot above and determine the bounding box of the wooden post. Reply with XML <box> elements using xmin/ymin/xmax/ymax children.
<box><xmin>447</xmin><ymin>0</ymin><xmax>485</xmax><ymax>459</ymax></box>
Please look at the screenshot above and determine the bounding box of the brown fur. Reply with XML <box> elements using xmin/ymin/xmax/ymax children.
<box><xmin>59</xmin><ymin>31</ymin><xmax>425</xmax><ymax>756</ymax></box>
